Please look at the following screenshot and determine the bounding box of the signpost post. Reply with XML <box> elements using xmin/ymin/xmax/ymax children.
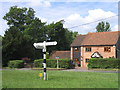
<box><xmin>33</xmin><ymin>41</ymin><xmax>57</xmax><ymax>80</ymax></box>
<box><xmin>56</xmin><ymin>56</ymin><xmax>59</xmax><ymax>69</ymax></box>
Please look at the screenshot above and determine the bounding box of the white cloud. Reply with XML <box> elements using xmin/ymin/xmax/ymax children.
<box><xmin>111</xmin><ymin>25</ymin><xmax>118</xmax><ymax>31</ymax></box>
<box><xmin>43</xmin><ymin>1</ymin><xmax>51</xmax><ymax>7</ymax></box>
<box><xmin>64</xmin><ymin>9</ymin><xmax>117</xmax><ymax>34</ymax></box>
<box><xmin>85</xmin><ymin>9</ymin><xmax>116</xmax><ymax>22</ymax></box>
<box><xmin>27</xmin><ymin>0</ymin><xmax>51</xmax><ymax>7</ymax></box>
<box><xmin>0</xmin><ymin>2</ymin><xmax>118</xmax><ymax>35</ymax></box>
<box><xmin>38</xmin><ymin>17</ymin><xmax>47</xmax><ymax>22</ymax></box>
<box><xmin>66</xmin><ymin>14</ymin><xmax>84</xmax><ymax>22</ymax></box>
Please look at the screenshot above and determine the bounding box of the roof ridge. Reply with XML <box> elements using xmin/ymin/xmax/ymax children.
<box><xmin>71</xmin><ymin>31</ymin><xmax>119</xmax><ymax>47</ymax></box>
<box><xmin>76</xmin><ymin>34</ymin><xmax>86</xmax><ymax>38</ymax></box>
<box><xmin>88</xmin><ymin>31</ymin><xmax>120</xmax><ymax>34</ymax></box>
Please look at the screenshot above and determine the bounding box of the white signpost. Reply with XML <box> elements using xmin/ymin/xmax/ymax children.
<box><xmin>33</xmin><ymin>41</ymin><xmax>57</xmax><ymax>80</ymax></box>
<box><xmin>56</xmin><ymin>56</ymin><xmax>59</xmax><ymax>69</ymax></box>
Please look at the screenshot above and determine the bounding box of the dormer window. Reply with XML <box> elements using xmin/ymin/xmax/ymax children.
<box><xmin>104</xmin><ymin>47</ymin><xmax>111</xmax><ymax>52</ymax></box>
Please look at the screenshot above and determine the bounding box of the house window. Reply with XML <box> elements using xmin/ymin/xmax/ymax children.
<box><xmin>75</xmin><ymin>48</ymin><xmax>79</xmax><ymax>52</ymax></box>
<box><xmin>104</xmin><ymin>47</ymin><xmax>111</xmax><ymax>52</ymax></box>
<box><xmin>86</xmin><ymin>47</ymin><xmax>91</xmax><ymax>52</ymax></box>
<box><xmin>85</xmin><ymin>58</ymin><xmax>89</xmax><ymax>63</ymax></box>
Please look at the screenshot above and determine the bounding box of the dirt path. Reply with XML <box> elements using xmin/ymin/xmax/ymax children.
<box><xmin>1</xmin><ymin>68</ymin><xmax>119</xmax><ymax>73</ymax></box>
<box><xmin>64</xmin><ymin>69</ymin><xmax>119</xmax><ymax>73</ymax></box>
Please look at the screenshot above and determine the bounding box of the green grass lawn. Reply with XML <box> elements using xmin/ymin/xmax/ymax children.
<box><xmin>2</xmin><ymin>70</ymin><xmax>118</xmax><ymax>88</ymax></box>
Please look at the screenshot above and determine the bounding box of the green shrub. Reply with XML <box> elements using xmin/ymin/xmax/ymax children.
<box><xmin>34</xmin><ymin>59</ymin><xmax>75</xmax><ymax>69</ymax></box>
<box><xmin>88</xmin><ymin>58</ymin><xmax>119</xmax><ymax>69</ymax></box>
<box><xmin>34</xmin><ymin>59</ymin><xmax>43</xmax><ymax>68</ymax></box>
<box><xmin>8</xmin><ymin>60</ymin><xmax>24</xmax><ymax>68</ymax></box>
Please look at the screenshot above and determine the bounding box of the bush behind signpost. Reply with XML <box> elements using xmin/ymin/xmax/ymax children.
<box><xmin>34</xmin><ymin>59</ymin><xmax>75</xmax><ymax>69</ymax></box>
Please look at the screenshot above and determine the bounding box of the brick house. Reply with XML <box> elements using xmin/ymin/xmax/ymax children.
<box><xmin>49</xmin><ymin>51</ymin><xmax>70</xmax><ymax>59</ymax></box>
<box><xmin>50</xmin><ymin>31</ymin><xmax>120</xmax><ymax>68</ymax></box>
<box><xmin>71</xmin><ymin>31</ymin><xmax>120</xmax><ymax>67</ymax></box>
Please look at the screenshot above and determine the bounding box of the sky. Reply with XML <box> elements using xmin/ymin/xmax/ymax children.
<box><xmin>0</xmin><ymin>0</ymin><xmax>119</xmax><ymax>36</ymax></box>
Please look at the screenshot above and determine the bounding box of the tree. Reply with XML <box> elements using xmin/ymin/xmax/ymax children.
<box><xmin>2</xmin><ymin>6</ymin><xmax>45</xmax><ymax>66</ymax></box>
<box><xmin>0</xmin><ymin>35</ymin><xmax>2</xmax><ymax>47</ymax></box>
<box><xmin>24</xmin><ymin>17</ymin><xmax>47</xmax><ymax>42</ymax></box>
<box><xmin>2</xmin><ymin>27</ymin><xmax>34</xmax><ymax>66</ymax></box>
<box><xmin>72</xmin><ymin>31</ymin><xmax>78</xmax><ymax>40</ymax></box>
<box><xmin>46</xmin><ymin>21</ymin><xmax>75</xmax><ymax>52</ymax></box>
<box><xmin>2</xmin><ymin>6</ymin><xmax>78</xmax><ymax>66</ymax></box>
<box><xmin>23</xmin><ymin>17</ymin><xmax>48</xmax><ymax>60</ymax></box>
<box><xmin>3</xmin><ymin>6</ymin><xmax>35</xmax><ymax>32</ymax></box>
<box><xmin>96</xmin><ymin>21</ymin><xmax>111</xmax><ymax>32</ymax></box>
<box><xmin>0</xmin><ymin>35</ymin><xmax>2</xmax><ymax>60</ymax></box>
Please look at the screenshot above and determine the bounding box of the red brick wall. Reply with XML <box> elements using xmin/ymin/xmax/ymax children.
<box><xmin>81</xmin><ymin>46</ymin><xmax>116</xmax><ymax>67</ymax></box>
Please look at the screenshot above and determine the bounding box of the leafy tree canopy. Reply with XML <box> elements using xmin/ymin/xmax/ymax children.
<box><xmin>3</xmin><ymin>6</ymin><xmax>35</xmax><ymax>32</ymax></box>
<box><xmin>96</xmin><ymin>21</ymin><xmax>111</xmax><ymax>32</ymax></box>
<box><xmin>2</xmin><ymin>6</ymin><xmax>78</xmax><ymax>66</ymax></box>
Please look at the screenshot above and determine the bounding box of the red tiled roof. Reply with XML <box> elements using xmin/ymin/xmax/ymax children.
<box><xmin>71</xmin><ymin>31</ymin><xmax>120</xmax><ymax>46</ymax></box>
<box><xmin>49</xmin><ymin>51</ymin><xmax>70</xmax><ymax>59</ymax></box>
<box><xmin>71</xmin><ymin>35</ymin><xmax>86</xmax><ymax>46</ymax></box>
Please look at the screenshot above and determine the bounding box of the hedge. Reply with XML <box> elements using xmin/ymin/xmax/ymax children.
<box><xmin>88</xmin><ymin>58</ymin><xmax>120</xmax><ymax>69</ymax></box>
<box><xmin>34</xmin><ymin>59</ymin><xmax>75</xmax><ymax>69</ymax></box>
<box><xmin>8</xmin><ymin>60</ymin><xmax>24</xmax><ymax>68</ymax></box>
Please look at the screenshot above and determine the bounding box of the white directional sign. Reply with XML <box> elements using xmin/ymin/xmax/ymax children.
<box><xmin>45</xmin><ymin>41</ymin><xmax>57</xmax><ymax>46</ymax></box>
<box><xmin>33</xmin><ymin>43</ymin><xmax>44</xmax><ymax>49</ymax></box>
<box><xmin>33</xmin><ymin>41</ymin><xmax>57</xmax><ymax>49</ymax></box>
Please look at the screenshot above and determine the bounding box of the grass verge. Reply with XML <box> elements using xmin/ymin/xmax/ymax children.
<box><xmin>2</xmin><ymin>70</ymin><xmax>118</xmax><ymax>88</ymax></box>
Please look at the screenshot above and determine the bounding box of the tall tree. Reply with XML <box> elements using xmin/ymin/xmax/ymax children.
<box><xmin>0</xmin><ymin>35</ymin><xmax>2</xmax><ymax>56</ymax></box>
<box><xmin>3</xmin><ymin>6</ymin><xmax>35</xmax><ymax>32</ymax></box>
<box><xmin>2</xmin><ymin>6</ymin><xmax>78</xmax><ymax>66</ymax></box>
<box><xmin>24</xmin><ymin>17</ymin><xmax>47</xmax><ymax>42</ymax></box>
<box><xmin>96</xmin><ymin>21</ymin><xmax>111</xmax><ymax>32</ymax></box>
<box><xmin>2</xmin><ymin>28</ymin><xmax>34</xmax><ymax>66</ymax></box>
<box><xmin>46</xmin><ymin>21</ymin><xmax>75</xmax><ymax>52</ymax></box>
<box><xmin>2</xmin><ymin>6</ymin><xmax>45</xmax><ymax>66</ymax></box>
<box><xmin>72</xmin><ymin>32</ymin><xmax>78</xmax><ymax>40</ymax></box>
<box><xmin>0</xmin><ymin>35</ymin><xmax>2</xmax><ymax>45</ymax></box>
